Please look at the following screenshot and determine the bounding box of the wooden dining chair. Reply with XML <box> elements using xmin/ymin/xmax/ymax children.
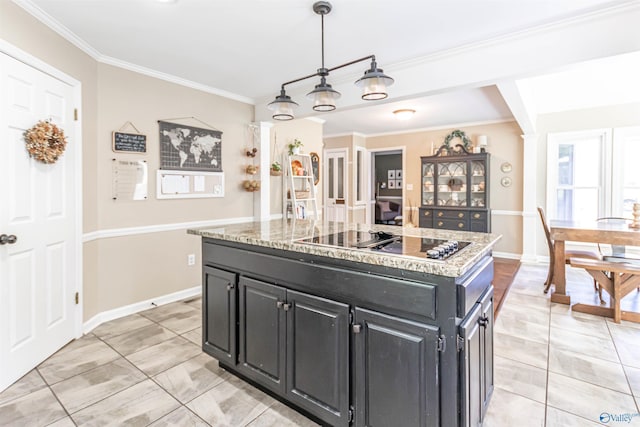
<box><xmin>537</xmin><ymin>207</ymin><xmax>602</xmax><ymax>295</ymax></box>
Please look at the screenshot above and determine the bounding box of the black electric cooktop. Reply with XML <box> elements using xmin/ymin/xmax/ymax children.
<box><xmin>297</xmin><ymin>230</ymin><xmax>471</xmax><ymax>261</ymax></box>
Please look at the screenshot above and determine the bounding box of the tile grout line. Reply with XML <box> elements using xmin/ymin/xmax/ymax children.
<box><xmin>94</xmin><ymin>303</ymin><xmax>200</xmax><ymax>426</ymax></box>
<box><xmin>34</xmin><ymin>367</ymin><xmax>78</xmax><ymax>427</ymax></box>
<box><xmin>605</xmin><ymin>320</ymin><xmax>640</xmax><ymax>414</ymax></box>
<box><xmin>49</xmin><ymin>300</ymin><xmax>201</xmax><ymax>424</ymax></box>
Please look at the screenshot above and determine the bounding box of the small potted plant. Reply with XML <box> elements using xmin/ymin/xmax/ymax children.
<box><xmin>288</xmin><ymin>139</ymin><xmax>303</xmax><ymax>155</ymax></box>
<box><xmin>270</xmin><ymin>161</ymin><xmax>282</xmax><ymax>176</ymax></box>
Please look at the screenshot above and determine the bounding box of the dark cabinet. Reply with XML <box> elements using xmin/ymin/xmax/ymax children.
<box><xmin>202</xmin><ymin>240</ymin><xmax>494</xmax><ymax>427</ymax></box>
<box><xmin>286</xmin><ymin>290</ymin><xmax>350</xmax><ymax>426</ymax></box>
<box><xmin>202</xmin><ymin>266</ymin><xmax>237</xmax><ymax>363</ymax></box>
<box><xmin>459</xmin><ymin>286</ymin><xmax>494</xmax><ymax>427</ymax></box>
<box><xmin>238</xmin><ymin>277</ymin><xmax>287</xmax><ymax>393</ymax></box>
<box><xmin>238</xmin><ymin>277</ymin><xmax>350</xmax><ymax>427</ymax></box>
<box><xmin>353</xmin><ymin>307</ymin><xmax>441</xmax><ymax>427</ymax></box>
<box><xmin>420</xmin><ymin>150</ymin><xmax>490</xmax><ymax>232</ymax></box>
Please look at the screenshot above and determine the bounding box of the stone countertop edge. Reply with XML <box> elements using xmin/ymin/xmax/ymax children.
<box><xmin>188</xmin><ymin>219</ymin><xmax>502</xmax><ymax>278</ymax></box>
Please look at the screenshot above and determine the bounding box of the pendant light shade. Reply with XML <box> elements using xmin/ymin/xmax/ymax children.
<box><xmin>306</xmin><ymin>77</ymin><xmax>341</xmax><ymax>112</ymax></box>
<box><xmin>355</xmin><ymin>60</ymin><xmax>394</xmax><ymax>100</ymax></box>
<box><xmin>268</xmin><ymin>89</ymin><xmax>299</xmax><ymax>121</ymax></box>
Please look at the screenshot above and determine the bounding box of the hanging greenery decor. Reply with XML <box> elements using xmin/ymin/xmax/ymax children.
<box><xmin>443</xmin><ymin>129</ymin><xmax>472</xmax><ymax>150</ymax></box>
<box><xmin>24</xmin><ymin>120</ymin><xmax>67</xmax><ymax>164</ymax></box>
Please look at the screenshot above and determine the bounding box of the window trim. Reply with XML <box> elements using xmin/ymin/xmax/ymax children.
<box><xmin>546</xmin><ymin>128</ymin><xmax>612</xmax><ymax>221</ymax></box>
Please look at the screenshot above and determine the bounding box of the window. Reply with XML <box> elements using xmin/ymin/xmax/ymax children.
<box><xmin>547</xmin><ymin>126</ymin><xmax>640</xmax><ymax>221</ymax></box>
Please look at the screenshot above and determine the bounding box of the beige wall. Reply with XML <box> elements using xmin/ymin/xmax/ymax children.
<box><xmin>1</xmin><ymin>1</ymin><xmax>257</xmax><ymax>321</ymax></box>
<box><xmin>357</xmin><ymin>122</ymin><xmax>524</xmax><ymax>255</ymax></box>
<box><xmin>90</xmin><ymin>64</ymin><xmax>255</xmax><ymax>319</ymax></box>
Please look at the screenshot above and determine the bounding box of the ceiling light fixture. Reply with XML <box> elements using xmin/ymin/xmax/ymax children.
<box><xmin>393</xmin><ymin>109</ymin><xmax>416</xmax><ymax>120</ymax></box>
<box><xmin>268</xmin><ymin>1</ymin><xmax>394</xmax><ymax>121</ymax></box>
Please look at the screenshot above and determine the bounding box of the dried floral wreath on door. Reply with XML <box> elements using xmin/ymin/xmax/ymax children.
<box><xmin>23</xmin><ymin>120</ymin><xmax>67</xmax><ymax>164</ymax></box>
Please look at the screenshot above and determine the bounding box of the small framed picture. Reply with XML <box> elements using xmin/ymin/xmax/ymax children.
<box><xmin>388</xmin><ymin>180</ymin><xmax>396</xmax><ymax>189</ymax></box>
<box><xmin>396</xmin><ymin>180</ymin><xmax>402</xmax><ymax>189</ymax></box>
<box><xmin>395</xmin><ymin>170</ymin><xmax>403</xmax><ymax>179</ymax></box>
<box><xmin>388</xmin><ymin>170</ymin><xmax>396</xmax><ymax>179</ymax></box>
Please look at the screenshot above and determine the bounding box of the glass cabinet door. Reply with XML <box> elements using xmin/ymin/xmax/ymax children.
<box><xmin>437</xmin><ymin>161</ymin><xmax>467</xmax><ymax>207</ymax></box>
<box><xmin>422</xmin><ymin>162</ymin><xmax>435</xmax><ymax>206</ymax></box>
<box><xmin>470</xmin><ymin>160</ymin><xmax>486</xmax><ymax>208</ymax></box>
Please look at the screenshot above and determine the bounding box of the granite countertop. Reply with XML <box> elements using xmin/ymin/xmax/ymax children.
<box><xmin>188</xmin><ymin>219</ymin><xmax>501</xmax><ymax>278</ymax></box>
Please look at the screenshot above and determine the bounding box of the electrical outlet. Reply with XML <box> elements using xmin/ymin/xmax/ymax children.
<box><xmin>187</xmin><ymin>254</ymin><xmax>196</xmax><ymax>266</ymax></box>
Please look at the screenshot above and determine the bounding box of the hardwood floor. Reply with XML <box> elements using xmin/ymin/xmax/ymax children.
<box><xmin>493</xmin><ymin>257</ymin><xmax>521</xmax><ymax>318</ymax></box>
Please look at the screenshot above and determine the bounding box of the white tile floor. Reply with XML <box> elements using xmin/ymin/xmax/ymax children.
<box><xmin>485</xmin><ymin>264</ymin><xmax>640</xmax><ymax>427</ymax></box>
<box><xmin>1</xmin><ymin>263</ymin><xmax>639</xmax><ymax>426</ymax></box>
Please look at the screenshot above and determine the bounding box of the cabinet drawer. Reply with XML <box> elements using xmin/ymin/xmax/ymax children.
<box><xmin>469</xmin><ymin>212</ymin><xmax>486</xmax><ymax>221</ymax></box>
<box><xmin>435</xmin><ymin>218</ymin><xmax>468</xmax><ymax>230</ymax></box>
<box><xmin>435</xmin><ymin>210</ymin><xmax>467</xmax><ymax>220</ymax></box>
<box><xmin>419</xmin><ymin>208</ymin><xmax>433</xmax><ymax>228</ymax></box>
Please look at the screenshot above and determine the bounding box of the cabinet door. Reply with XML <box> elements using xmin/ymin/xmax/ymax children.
<box><xmin>459</xmin><ymin>286</ymin><xmax>494</xmax><ymax>427</ymax></box>
<box><xmin>354</xmin><ymin>308</ymin><xmax>440</xmax><ymax>427</ymax></box>
<box><xmin>238</xmin><ymin>277</ymin><xmax>287</xmax><ymax>394</ymax></box>
<box><xmin>469</xmin><ymin>211</ymin><xmax>488</xmax><ymax>233</ymax></box>
<box><xmin>422</xmin><ymin>162</ymin><xmax>435</xmax><ymax>206</ymax></box>
<box><xmin>203</xmin><ymin>266</ymin><xmax>237</xmax><ymax>363</ymax></box>
<box><xmin>478</xmin><ymin>287</ymin><xmax>494</xmax><ymax>415</ymax></box>
<box><xmin>459</xmin><ymin>304</ymin><xmax>482</xmax><ymax>427</ymax></box>
<box><xmin>286</xmin><ymin>290</ymin><xmax>350</xmax><ymax>427</ymax></box>
<box><xmin>419</xmin><ymin>208</ymin><xmax>433</xmax><ymax>228</ymax></box>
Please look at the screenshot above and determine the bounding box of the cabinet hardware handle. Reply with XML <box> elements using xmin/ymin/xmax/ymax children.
<box><xmin>276</xmin><ymin>301</ymin><xmax>284</xmax><ymax>309</ymax></box>
<box><xmin>352</xmin><ymin>324</ymin><xmax>362</xmax><ymax>334</ymax></box>
<box><xmin>458</xmin><ymin>223</ymin><xmax>464</xmax><ymax>228</ymax></box>
<box><xmin>474</xmin><ymin>213</ymin><xmax>480</xmax><ymax>219</ymax></box>
<box><xmin>0</xmin><ymin>234</ymin><xmax>17</xmax><ymax>245</ymax></box>
<box><xmin>437</xmin><ymin>221</ymin><xmax>443</xmax><ymax>227</ymax></box>
<box><xmin>226</xmin><ymin>284</ymin><xmax>234</xmax><ymax>291</ymax></box>
<box><xmin>478</xmin><ymin>316</ymin><xmax>489</xmax><ymax>327</ymax></box>
<box><xmin>438</xmin><ymin>212</ymin><xmax>443</xmax><ymax>217</ymax></box>
<box><xmin>424</xmin><ymin>211</ymin><xmax>430</xmax><ymax>216</ymax></box>
<box><xmin>282</xmin><ymin>303</ymin><xmax>292</xmax><ymax>311</ymax></box>
<box><xmin>458</xmin><ymin>213</ymin><xmax>464</xmax><ymax>218</ymax></box>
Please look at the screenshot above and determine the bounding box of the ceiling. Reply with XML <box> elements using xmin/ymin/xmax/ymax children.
<box><xmin>15</xmin><ymin>0</ymin><xmax>640</xmax><ymax>136</ymax></box>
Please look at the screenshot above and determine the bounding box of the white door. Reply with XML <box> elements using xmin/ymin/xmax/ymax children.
<box><xmin>324</xmin><ymin>150</ymin><xmax>347</xmax><ymax>222</ymax></box>
<box><xmin>0</xmin><ymin>51</ymin><xmax>80</xmax><ymax>392</ymax></box>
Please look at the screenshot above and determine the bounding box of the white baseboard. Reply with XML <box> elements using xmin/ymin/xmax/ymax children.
<box><xmin>83</xmin><ymin>285</ymin><xmax>201</xmax><ymax>334</ymax></box>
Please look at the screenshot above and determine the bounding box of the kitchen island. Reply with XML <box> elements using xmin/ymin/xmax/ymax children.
<box><xmin>188</xmin><ymin>219</ymin><xmax>501</xmax><ymax>427</ymax></box>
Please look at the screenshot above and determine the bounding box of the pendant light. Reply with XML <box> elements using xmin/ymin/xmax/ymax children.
<box><xmin>268</xmin><ymin>1</ymin><xmax>394</xmax><ymax>121</ymax></box>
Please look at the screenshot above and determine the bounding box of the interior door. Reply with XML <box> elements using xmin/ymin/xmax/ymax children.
<box><xmin>324</xmin><ymin>150</ymin><xmax>347</xmax><ymax>222</ymax></box>
<box><xmin>0</xmin><ymin>52</ymin><xmax>79</xmax><ymax>392</ymax></box>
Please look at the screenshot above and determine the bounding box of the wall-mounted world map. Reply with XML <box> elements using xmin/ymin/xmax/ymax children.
<box><xmin>158</xmin><ymin>121</ymin><xmax>222</xmax><ymax>172</ymax></box>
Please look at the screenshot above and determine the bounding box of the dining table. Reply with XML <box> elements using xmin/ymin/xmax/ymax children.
<box><xmin>549</xmin><ymin>219</ymin><xmax>640</xmax><ymax>318</ymax></box>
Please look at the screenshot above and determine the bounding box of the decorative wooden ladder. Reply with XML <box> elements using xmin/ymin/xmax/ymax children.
<box><xmin>283</xmin><ymin>154</ymin><xmax>319</xmax><ymax>220</ymax></box>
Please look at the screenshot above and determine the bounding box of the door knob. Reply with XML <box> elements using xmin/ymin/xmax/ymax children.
<box><xmin>0</xmin><ymin>234</ymin><xmax>17</xmax><ymax>245</ymax></box>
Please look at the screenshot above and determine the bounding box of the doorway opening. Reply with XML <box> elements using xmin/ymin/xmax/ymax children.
<box><xmin>371</xmin><ymin>150</ymin><xmax>403</xmax><ymax>226</ymax></box>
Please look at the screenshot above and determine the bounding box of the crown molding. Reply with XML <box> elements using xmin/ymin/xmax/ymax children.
<box><xmin>99</xmin><ymin>55</ymin><xmax>255</xmax><ymax>105</ymax></box>
<box><xmin>12</xmin><ymin>0</ymin><xmax>255</xmax><ymax>106</ymax></box>
<box><xmin>387</xmin><ymin>0</ymin><xmax>640</xmax><ymax>74</ymax></box>
<box><xmin>12</xmin><ymin>0</ymin><xmax>102</xmax><ymax>59</ymax></box>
